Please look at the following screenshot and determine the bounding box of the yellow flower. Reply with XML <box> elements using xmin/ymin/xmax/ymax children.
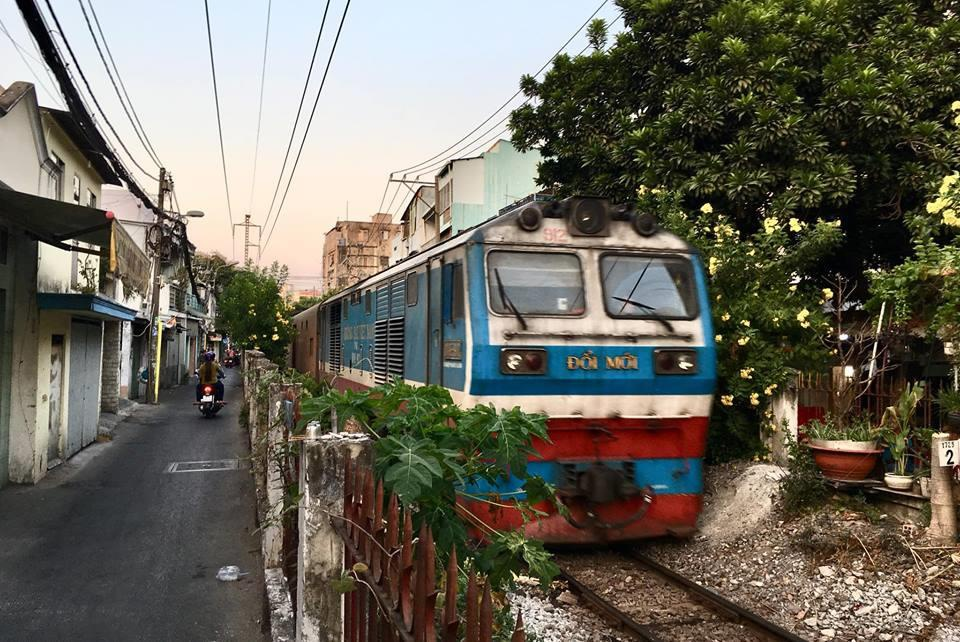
<box><xmin>721</xmin><ymin>313</ymin><xmax>731</xmax><ymax>322</ymax></box>
<box><xmin>700</xmin><ymin>203</ymin><xmax>714</xmax><ymax>214</ymax></box>
<box><xmin>939</xmin><ymin>173</ymin><xmax>958</xmax><ymax>194</ymax></box>
<box><xmin>651</xmin><ymin>187</ymin><xmax>663</xmax><ymax>195</ymax></box>
<box><xmin>772</xmin><ymin>316</ymin><xmax>780</xmax><ymax>325</ymax></box>
<box><xmin>952</xmin><ymin>100</ymin><xmax>960</xmax><ymax>112</ymax></box>
<box><xmin>740</xmin><ymin>368</ymin><xmax>754</xmax><ymax>379</ymax></box>
<box><xmin>738</xmin><ymin>336</ymin><xmax>750</xmax><ymax>346</ymax></box>
<box><xmin>271</xmin><ymin>333</ymin><xmax>280</xmax><ymax>341</ymax></box>
<box><xmin>637</xmin><ymin>185</ymin><xmax>649</xmax><ymax>196</ymax></box>
<box><xmin>715</xmin><ymin>334</ymin><xmax>723</xmax><ymax>342</ymax></box>
<box><xmin>822</xmin><ymin>288</ymin><xmax>833</xmax><ymax>300</ymax></box>
<box><xmin>944</xmin><ymin>209</ymin><xmax>960</xmax><ymax>227</ymax></box>
<box><xmin>740</xmin><ymin>319</ymin><xmax>751</xmax><ymax>327</ymax></box>
<box><xmin>763</xmin><ymin>217</ymin><xmax>779</xmax><ymax>234</ymax></box>
<box><xmin>797</xmin><ymin>308</ymin><xmax>810</xmax><ymax>322</ymax></box>
<box><xmin>720</xmin><ymin>394</ymin><xmax>734</xmax><ymax>407</ymax></box>
<box><xmin>788</xmin><ymin>218</ymin><xmax>804</xmax><ymax>232</ymax></box>
<box><xmin>249</xmin><ymin>334</ymin><xmax>257</xmax><ymax>341</ymax></box>
<box><xmin>927</xmin><ymin>198</ymin><xmax>948</xmax><ymax>214</ymax></box>
<box><xmin>764</xmin><ymin>386</ymin><xmax>775</xmax><ymax>396</ymax></box>
<box><xmin>800</xmin><ymin>320</ymin><xmax>811</xmax><ymax>329</ymax></box>
<box><xmin>747</xmin><ymin>248</ymin><xmax>756</xmax><ymax>257</ymax></box>
<box><xmin>750</xmin><ymin>392</ymin><xmax>760</xmax><ymax>406</ymax></box>
<box><xmin>789</xmin><ymin>284</ymin><xmax>797</xmax><ymax>292</ymax></box>
<box><xmin>708</xmin><ymin>256</ymin><xmax>720</xmax><ymax>275</ymax></box>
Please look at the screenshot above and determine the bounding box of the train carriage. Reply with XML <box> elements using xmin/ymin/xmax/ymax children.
<box><xmin>292</xmin><ymin>196</ymin><xmax>716</xmax><ymax>543</ymax></box>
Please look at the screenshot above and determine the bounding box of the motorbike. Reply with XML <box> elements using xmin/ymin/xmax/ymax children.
<box><xmin>223</xmin><ymin>356</ymin><xmax>236</xmax><ymax>368</ymax></box>
<box><xmin>194</xmin><ymin>372</ymin><xmax>226</xmax><ymax>418</ymax></box>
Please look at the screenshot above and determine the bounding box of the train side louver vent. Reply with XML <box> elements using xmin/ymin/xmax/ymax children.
<box><xmin>374</xmin><ymin>320</ymin><xmax>388</xmax><ymax>385</ymax></box>
<box><xmin>387</xmin><ymin>318</ymin><xmax>404</xmax><ymax>380</ymax></box>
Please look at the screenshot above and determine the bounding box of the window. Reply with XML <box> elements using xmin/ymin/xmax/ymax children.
<box><xmin>364</xmin><ymin>290</ymin><xmax>372</xmax><ymax>315</ymax></box>
<box><xmin>599</xmin><ymin>254</ymin><xmax>699</xmax><ymax>319</ymax></box>
<box><xmin>87</xmin><ymin>190</ymin><xmax>97</xmax><ymax>208</ymax></box>
<box><xmin>487</xmin><ymin>251</ymin><xmax>584</xmax><ymax>316</ymax></box>
<box><xmin>380</xmin><ymin>256</ymin><xmax>389</xmax><ymax>268</ymax></box>
<box><xmin>406</xmin><ymin>272</ymin><xmax>418</xmax><ymax>306</ymax></box>
<box><xmin>72</xmin><ymin>175</ymin><xmax>81</xmax><ymax>205</ymax></box>
<box><xmin>0</xmin><ymin>226</ymin><xmax>8</xmax><ymax>265</ymax></box>
<box><xmin>46</xmin><ymin>152</ymin><xmax>64</xmax><ymax>200</ymax></box>
<box><xmin>382</xmin><ymin>230</ymin><xmax>388</xmax><ymax>240</ymax></box>
<box><xmin>337</xmin><ymin>245</ymin><xmax>346</xmax><ymax>262</ymax></box>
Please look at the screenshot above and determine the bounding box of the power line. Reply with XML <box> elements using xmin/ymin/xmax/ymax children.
<box><xmin>41</xmin><ymin>0</ymin><xmax>159</xmax><ymax>181</ymax></box>
<box><xmin>261</xmin><ymin>0</ymin><xmax>351</xmax><ymax>253</ymax></box>
<box><xmin>260</xmin><ymin>0</ymin><xmax>333</xmax><ymax>232</ymax></box>
<box><xmin>0</xmin><ymin>16</ymin><xmax>61</xmax><ymax>105</ymax></box>
<box><xmin>202</xmin><ymin>0</ymin><xmax>234</xmax><ymax>229</ymax></box>
<box><xmin>248</xmin><ymin>0</ymin><xmax>272</xmax><ymax>213</ymax></box>
<box><xmin>82</xmin><ymin>0</ymin><xmax>163</xmax><ymax>166</ymax></box>
<box><xmin>391</xmin><ymin>0</ymin><xmax>608</xmax><ymax>179</ymax></box>
<box><xmin>76</xmin><ymin>0</ymin><xmax>162</xmax><ymax>168</ymax></box>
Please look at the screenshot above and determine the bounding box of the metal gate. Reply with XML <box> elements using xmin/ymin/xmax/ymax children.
<box><xmin>66</xmin><ymin>319</ymin><xmax>103</xmax><ymax>457</ymax></box>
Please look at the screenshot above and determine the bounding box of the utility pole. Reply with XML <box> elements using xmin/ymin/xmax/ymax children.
<box><xmin>232</xmin><ymin>214</ymin><xmax>262</xmax><ymax>266</ymax></box>
<box><xmin>146</xmin><ymin>168</ymin><xmax>171</xmax><ymax>404</ymax></box>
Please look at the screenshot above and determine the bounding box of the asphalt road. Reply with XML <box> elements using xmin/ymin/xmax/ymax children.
<box><xmin>0</xmin><ymin>371</ymin><xmax>266</xmax><ymax>641</ymax></box>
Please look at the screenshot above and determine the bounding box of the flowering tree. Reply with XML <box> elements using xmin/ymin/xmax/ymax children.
<box><xmin>870</xmin><ymin>98</ymin><xmax>960</xmax><ymax>353</ymax></box>
<box><xmin>645</xmin><ymin>189</ymin><xmax>843</xmax><ymax>459</ymax></box>
<box><xmin>217</xmin><ymin>264</ymin><xmax>292</xmax><ymax>364</ymax></box>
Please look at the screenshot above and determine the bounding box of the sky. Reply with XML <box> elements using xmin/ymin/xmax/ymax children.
<box><xmin>1</xmin><ymin>0</ymin><xmax>623</xmax><ymax>287</ymax></box>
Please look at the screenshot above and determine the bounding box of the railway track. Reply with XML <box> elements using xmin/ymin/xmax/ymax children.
<box><xmin>556</xmin><ymin>550</ymin><xmax>808</xmax><ymax>642</ymax></box>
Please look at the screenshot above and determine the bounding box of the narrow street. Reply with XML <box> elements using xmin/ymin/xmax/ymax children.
<box><xmin>0</xmin><ymin>372</ymin><xmax>265</xmax><ymax>641</ymax></box>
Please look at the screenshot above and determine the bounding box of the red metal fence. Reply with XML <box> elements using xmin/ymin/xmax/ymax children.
<box><xmin>336</xmin><ymin>457</ymin><xmax>525</xmax><ymax>642</ymax></box>
<box><xmin>796</xmin><ymin>372</ymin><xmax>943</xmax><ymax>429</ymax></box>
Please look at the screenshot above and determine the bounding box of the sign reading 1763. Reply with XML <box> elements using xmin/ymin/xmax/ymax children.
<box><xmin>939</xmin><ymin>439</ymin><xmax>957</xmax><ymax>467</ymax></box>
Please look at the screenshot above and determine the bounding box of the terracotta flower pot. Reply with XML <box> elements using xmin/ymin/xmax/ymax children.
<box><xmin>808</xmin><ymin>441</ymin><xmax>882</xmax><ymax>481</ymax></box>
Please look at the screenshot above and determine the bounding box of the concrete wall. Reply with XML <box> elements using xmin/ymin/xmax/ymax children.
<box><xmin>6</xmin><ymin>238</ymin><xmax>40</xmax><ymax>483</ymax></box>
<box><xmin>100</xmin><ymin>321</ymin><xmax>121</xmax><ymax>413</ymax></box>
<box><xmin>482</xmin><ymin>140</ymin><xmax>542</xmax><ymax>221</ymax></box>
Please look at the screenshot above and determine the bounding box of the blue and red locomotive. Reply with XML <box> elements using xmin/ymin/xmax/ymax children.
<box><xmin>291</xmin><ymin>196</ymin><xmax>716</xmax><ymax>543</ymax></box>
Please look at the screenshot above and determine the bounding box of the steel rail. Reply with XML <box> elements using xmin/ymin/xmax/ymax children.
<box><xmin>623</xmin><ymin>550</ymin><xmax>808</xmax><ymax>642</ymax></box>
<box><xmin>557</xmin><ymin>569</ymin><xmax>665</xmax><ymax>642</ymax></box>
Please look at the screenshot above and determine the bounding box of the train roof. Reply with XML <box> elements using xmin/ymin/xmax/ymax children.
<box><xmin>295</xmin><ymin>203</ymin><xmax>697</xmax><ymax>319</ymax></box>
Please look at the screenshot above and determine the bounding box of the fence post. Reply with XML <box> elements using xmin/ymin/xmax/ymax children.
<box><xmin>264</xmin><ymin>383</ymin><xmax>300</xmax><ymax>568</ymax></box>
<box><xmin>298</xmin><ymin>432</ymin><xmax>372</xmax><ymax>641</ymax></box>
<box><xmin>929</xmin><ymin>432</ymin><xmax>958</xmax><ymax>545</ymax></box>
<box><xmin>767</xmin><ymin>387</ymin><xmax>799</xmax><ymax>465</ymax></box>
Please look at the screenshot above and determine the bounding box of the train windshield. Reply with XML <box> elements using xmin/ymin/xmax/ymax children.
<box><xmin>600</xmin><ymin>254</ymin><xmax>699</xmax><ymax>319</ymax></box>
<box><xmin>488</xmin><ymin>251</ymin><xmax>584</xmax><ymax>315</ymax></box>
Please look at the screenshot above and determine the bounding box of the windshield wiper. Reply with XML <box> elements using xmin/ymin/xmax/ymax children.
<box><xmin>494</xmin><ymin>268</ymin><xmax>527</xmax><ymax>330</ymax></box>
<box><xmin>616</xmin><ymin>260</ymin><xmax>676</xmax><ymax>333</ymax></box>
<box><xmin>612</xmin><ymin>296</ymin><xmax>675</xmax><ymax>333</ymax></box>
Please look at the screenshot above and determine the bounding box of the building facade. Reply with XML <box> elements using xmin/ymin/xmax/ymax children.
<box><xmin>0</xmin><ymin>81</ymin><xmax>150</xmax><ymax>486</ymax></box>
<box><xmin>390</xmin><ymin>185</ymin><xmax>435</xmax><ymax>266</ymax></box>
<box><xmin>322</xmin><ymin>213</ymin><xmax>399</xmax><ymax>292</ymax></box>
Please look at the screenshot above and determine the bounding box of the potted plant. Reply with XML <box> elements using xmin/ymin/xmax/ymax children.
<box><xmin>879</xmin><ymin>382</ymin><xmax>925</xmax><ymax>490</ymax></box>
<box><xmin>806</xmin><ymin>414</ymin><xmax>883</xmax><ymax>481</ymax></box>
<box><xmin>937</xmin><ymin>388</ymin><xmax>960</xmax><ymax>430</ymax></box>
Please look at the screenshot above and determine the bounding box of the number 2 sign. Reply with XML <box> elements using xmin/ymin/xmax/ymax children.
<box><xmin>939</xmin><ymin>439</ymin><xmax>958</xmax><ymax>467</ymax></box>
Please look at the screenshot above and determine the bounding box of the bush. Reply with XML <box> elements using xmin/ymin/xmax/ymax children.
<box><xmin>779</xmin><ymin>433</ymin><xmax>829</xmax><ymax>517</ymax></box>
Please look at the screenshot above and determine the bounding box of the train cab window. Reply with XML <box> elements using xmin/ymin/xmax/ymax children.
<box><xmin>600</xmin><ymin>254</ymin><xmax>699</xmax><ymax>319</ymax></box>
<box><xmin>487</xmin><ymin>251</ymin><xmax>584</xmax><ymax>316</ymax></box>
<box><xmin>364</xmin><ymin>290</ymin><xmax>372</xmax><ymax>315</ymax></box>
<box><xmin>406</xmin><ymin>272</ymin><xmax>418</xmax><ymax>306</ymax></box>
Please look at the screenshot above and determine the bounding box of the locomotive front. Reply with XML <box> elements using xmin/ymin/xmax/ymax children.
<box><xmin>463</xmin><ymin>197</ymin><xmax>716</xmax><ymax>544</ymax></box>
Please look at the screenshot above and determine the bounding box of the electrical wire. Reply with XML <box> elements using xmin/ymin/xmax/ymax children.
<box><xmin>261</xmin><ymin>0</ymin><xmax>351</xmax><ymax>253</ymax></box>
<box><xmin>248</xmin><ymin>0</ymin><xmax>272</xmax><ymax>213</ymax></box>
<box><xmin>82</xmin><ymin>0</ymin><xmax>163</xmax><ymax>167</ymax></box>
<box><xmin>203</xmin><ymin>0</ymin><xmax>234</xmax><ymax>229</ymax></box>
<box><xmin>260</xmin><ymin>0</ymin><xmax>333</xmax><ymax>232</ymax></box>
<box><xmin>0</xmin><ymin>16</ymin><xmax>61</xmax><ymax>105</ymax></box>
<box><xmin>41</xmin><ymin>0</ymin><xmax>159</xmax><ymax>182</ymax></box>
<box><xmin>392</xmin><ymin>0</ymin><xmax>608</xmax><ymax>179</ymax></box>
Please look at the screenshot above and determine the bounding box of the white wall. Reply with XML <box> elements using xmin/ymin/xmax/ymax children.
<box><xmin>446</xmin><ymin>158</ymin><xmax>484</xmax><ymax>205</ymax></box>
<box><xmin>0</xmin><ymin>86</ymin><xmax>44</xmax><ymax>193</ymax></box>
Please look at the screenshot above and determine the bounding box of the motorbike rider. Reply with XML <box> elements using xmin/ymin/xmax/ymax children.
<box><xmin>195</xmin><ymin>351</ymin><xmax>225</xmax><ymax>402</ymax></box>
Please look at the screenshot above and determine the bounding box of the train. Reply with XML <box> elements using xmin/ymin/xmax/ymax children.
<box><xmin>291</xmin><ymin>195</ymin><xmax>716</xmax><ymax>543</ymax></box>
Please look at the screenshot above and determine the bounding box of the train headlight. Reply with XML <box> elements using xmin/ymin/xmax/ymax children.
<box><xmin>517</xmin><ymin>206</ymin><xmax>543</xmax><ymax>231</ymax></box>
<box><xmin>632</xmin><ymin>211</ymin><xmax>658</xmax><ymax>236</ymax></box>
<box><xmin>500</xmin><ymin>348</ymin><xmax>547</xmax><ymax>375</ymax></box>
<box><xmin>566</xmin><ymin>197</ymin><xmax>610</xmax><ymax>236</ymax></box>
<box><xmin>654</xmin><ymin>349</ymin><xmax>698</xmax><ymax>375</ymax></box>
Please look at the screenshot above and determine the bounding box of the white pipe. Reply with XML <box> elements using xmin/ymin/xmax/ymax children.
<box><xmin>868</xmin><ymin>301</ymin><xmax>886</xmax><ymax>381</ymax></box>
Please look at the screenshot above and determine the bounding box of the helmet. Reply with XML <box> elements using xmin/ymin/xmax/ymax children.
<box><xmin>203</xmin><ymin>351</ymin><xmax>215</xmax><ymax>362</ymax></box>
